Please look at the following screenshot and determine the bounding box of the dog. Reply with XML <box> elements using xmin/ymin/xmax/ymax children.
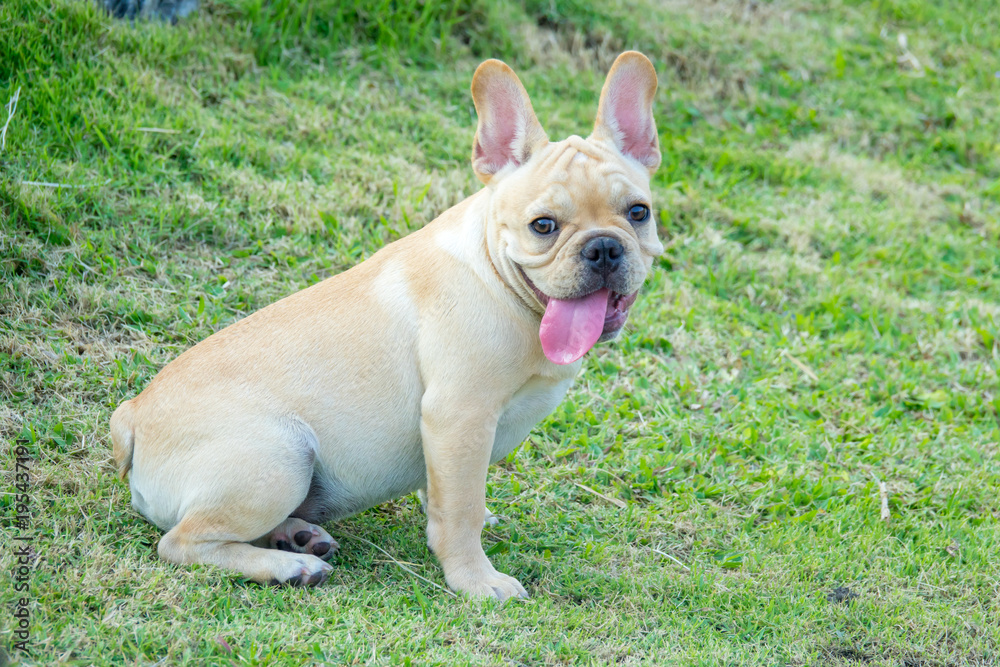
<box><xmin>110</xmin><ymin>51</ymin><xmax>663</xmax><ymax>599</ymax></box>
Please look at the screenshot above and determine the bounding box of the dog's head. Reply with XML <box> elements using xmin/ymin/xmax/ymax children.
<box><xmin>472</xmin><ymin>52</ymin><xmax>664</xmax><ymax>365</ymax></box>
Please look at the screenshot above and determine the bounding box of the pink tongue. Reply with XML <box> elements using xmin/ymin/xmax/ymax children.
<box><xmin>539</xmin><ymin>288</ymin><xmax>610</xmax><ymax>365</ymax></box>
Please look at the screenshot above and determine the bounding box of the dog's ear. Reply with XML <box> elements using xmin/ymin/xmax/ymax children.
<box><xmin>591</xmin><ymin>51</ymin><xmax>660</xmax><ymax>173</ymax></box>
<box><xmin>471</xmin><ymin>60</ymin><xmax>549</xmax><ymax>185</ymax></box>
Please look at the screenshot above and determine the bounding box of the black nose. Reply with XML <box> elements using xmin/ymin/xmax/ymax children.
<box><xmin>581</xmin><ymin>236</ymin><xmax>624</xmax><ymax>275</ymax></box>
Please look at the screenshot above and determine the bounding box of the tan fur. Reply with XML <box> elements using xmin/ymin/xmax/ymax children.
<box><xmin>109</xmin><ymin>401</ymin><xmax>135</xmax><ymax>480</ymax></box>
<box><xmin>111</xmin><ymin>52</ymin><xmax>663</xmax><ymax>598</ymax></box>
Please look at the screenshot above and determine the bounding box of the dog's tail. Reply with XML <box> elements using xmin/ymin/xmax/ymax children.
<box><xmin>110</xmin><ymin>400</ymin><xmax>136</xmax><ymax>480</ymax></box>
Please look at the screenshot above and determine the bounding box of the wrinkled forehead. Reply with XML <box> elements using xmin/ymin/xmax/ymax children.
<box><xmin>512</xmin><ymin>135</ymin><xmax>651</xmax><ymax>214</ymax></box>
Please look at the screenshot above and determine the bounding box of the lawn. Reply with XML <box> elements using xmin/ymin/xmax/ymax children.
<box><xmin>1</xmin><ymin>0</ymin><xmax>999</xmax><ymax>664</ymax></box>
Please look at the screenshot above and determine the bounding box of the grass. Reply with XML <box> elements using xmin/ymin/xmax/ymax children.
<box><xmin>1</xmin><ymin>0</ymin><xmax>999</xmax><ymax>664</ymax></box>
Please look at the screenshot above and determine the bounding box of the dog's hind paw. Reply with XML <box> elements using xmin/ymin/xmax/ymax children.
<box><xmin>265</xmin><ymin>517</ymin><xmax>339</xmax><ymax>561</ymax></box>
<box><xmin>267</xmin><ymin>554</ymin><xmax>333</xmax><ymax>587</ymax></box>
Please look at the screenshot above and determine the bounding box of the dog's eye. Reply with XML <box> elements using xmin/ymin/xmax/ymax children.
<box><xmin>530</xmin><ymin>218</ymin><xmax>557</xmax><ymax>235</ymax></box>
<box><xmin>628</xmin><ymin>205</ymin><xmax>650</xmax><ymax>223</ymax></box>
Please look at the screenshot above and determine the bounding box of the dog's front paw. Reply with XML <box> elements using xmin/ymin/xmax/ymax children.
<box><xmin>445</xmin><ymin>565</ymin><xmax>528</xmax><ymax>601</ymax></box>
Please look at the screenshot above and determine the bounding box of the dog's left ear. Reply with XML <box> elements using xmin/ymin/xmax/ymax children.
<box><xmin>591</xmin><ymin>51</ymin><xmax>661</xmax><ymax>173</ymax></box>
<box><xmin>471</xmin><ymin>60</ymin><xmax>549</xmax><ymax>185</ymax></box>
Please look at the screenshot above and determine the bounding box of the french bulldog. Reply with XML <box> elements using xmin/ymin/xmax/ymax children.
<box><xmin>110</xmin><ymin>51</ymin><xmax>663</xmax><ymax>599</ymax></box>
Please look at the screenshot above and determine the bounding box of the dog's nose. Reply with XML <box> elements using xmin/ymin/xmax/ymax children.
<box><xmin>581</xmin><ymin>236</ymin><xmax>624</xmax><ymax>275</ymax></box>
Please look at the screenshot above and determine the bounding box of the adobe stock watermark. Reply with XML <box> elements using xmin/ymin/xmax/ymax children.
<box><xmin>10</xmin><ymin>443</ymin><xmax>34</xmax><ymax>655</ymax></box>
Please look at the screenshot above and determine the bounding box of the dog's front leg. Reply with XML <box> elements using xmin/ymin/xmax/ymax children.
<box><xmin>420</xmin><ymin>390</ymin><xmax>527</xmax><ymax>600</ymax></box>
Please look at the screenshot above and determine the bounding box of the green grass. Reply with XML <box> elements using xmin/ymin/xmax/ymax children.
<box><xmin>2</xmin><ymin>0</ymin><xmax>999</xmax><ymax>664</ymax></box>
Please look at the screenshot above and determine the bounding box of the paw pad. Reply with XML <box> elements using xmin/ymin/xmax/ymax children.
<box><xmin>269</xmin><ymin>518</ymin><xmax>339</xmax><ymax>561</ymax></box>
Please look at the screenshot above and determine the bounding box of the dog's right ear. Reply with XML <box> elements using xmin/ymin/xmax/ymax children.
<box><xmin>470</xmin><ymin>60</ymin><xmax>549</xmax><ymax>185</ymax></box>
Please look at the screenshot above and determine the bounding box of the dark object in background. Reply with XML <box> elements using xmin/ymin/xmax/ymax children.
<box><xmin>101</xmin><ymin>0</ymin><xmax>198</xmax><ymax>23</ymax></box>
<box><xmin>826</xmin><ymin>586</ymin><xmax>860</xmax><ymax>604</ymax></box>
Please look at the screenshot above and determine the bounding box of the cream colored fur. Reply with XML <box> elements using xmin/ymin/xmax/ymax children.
<box><xmin>110</xmin><ymin>52</ymin><xmax>663</xmax><ymax>598</ymax></box>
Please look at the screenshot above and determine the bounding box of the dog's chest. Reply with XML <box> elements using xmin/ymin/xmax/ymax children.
<box><xmin>492</xmin><ymin>375</ymin><xmax>574</xmax><ymax>463</ymax></box>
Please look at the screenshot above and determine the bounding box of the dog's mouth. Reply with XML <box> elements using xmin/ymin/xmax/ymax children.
<box><xmin>521</xmin><ymin>272</ymin><xmax>638</xmax><ymax>365</ymax></box>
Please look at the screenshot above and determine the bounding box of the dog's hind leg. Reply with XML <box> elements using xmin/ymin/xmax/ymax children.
<box><xmin>158</xmin><ymin>513</ymin><xmax>333</xmax><ymax>586</ymax></box>
<box><xmin>142</xmin><ymin>417</ymin><xmax>332</xmax><ymax>585</ymax></box>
